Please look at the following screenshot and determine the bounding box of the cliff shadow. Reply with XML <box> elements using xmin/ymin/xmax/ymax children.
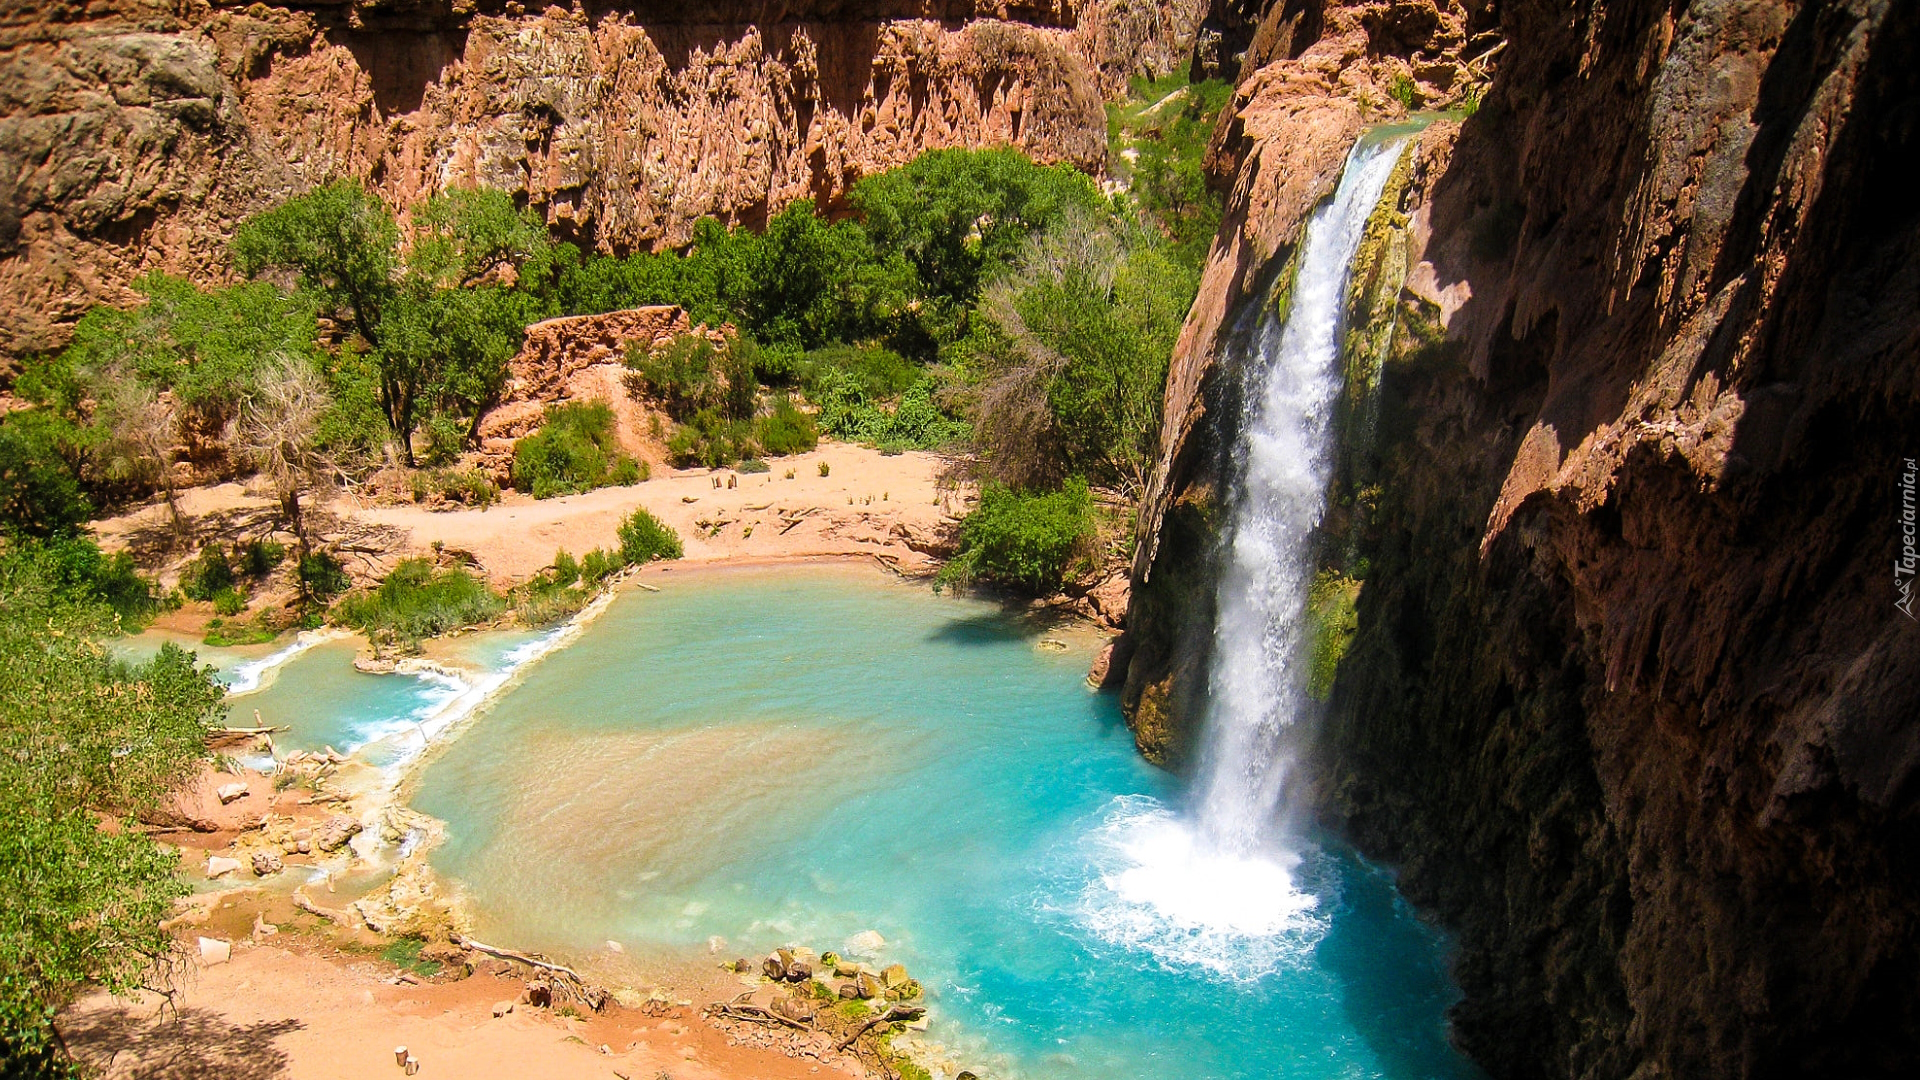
<box><xmin>341</xmin><ymin>29</ymin><xmax>468</xmax><ymax>118</ymax></box>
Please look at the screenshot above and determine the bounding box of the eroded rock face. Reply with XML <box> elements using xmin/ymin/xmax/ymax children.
<box><xmin>0</xmin><ymin>0</ymin><xmax>1206</xmax><ymax>362</ymax></box>
<box><xmin>1127</xmin><ymin>0</ymin><xmax>1920</xmax><ymax>1076</ymax></box>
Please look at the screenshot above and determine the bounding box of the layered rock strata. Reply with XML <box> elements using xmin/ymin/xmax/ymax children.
<box><xmin>1125</xmin><ymin>0</ymin><xmax>1920</xmax><ymax>1077</ymax></box>
<box><xmin>0</xmin><ymin>0</ymin><xmax>1205</xmax><ymax>362</ymax></box>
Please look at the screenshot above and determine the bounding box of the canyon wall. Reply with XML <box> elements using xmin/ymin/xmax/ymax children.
<box><xmin>1124</xmin><ymin>0</ymin><xmax>1920</xmax><ymax>1077</ymax></box>
<box><xmin>0</xmin><ymin>0</ymin><xmax>1206</xmax><ymax>362</ymax></box>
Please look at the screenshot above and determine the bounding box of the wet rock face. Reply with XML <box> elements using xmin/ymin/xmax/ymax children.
<box><xmin>1128</xmin><ymin>0</ymin><xmax>1920</xmax><ymax>1076</ymax></box>
<box><xmin>0</xmin><ymin>0</ymin><xmax>1205</xmax><ymax>362</ymax></box>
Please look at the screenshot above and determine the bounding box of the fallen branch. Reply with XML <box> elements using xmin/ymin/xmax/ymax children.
<box><xmin>215</xmin><ymin>725</ymin><xmax>290</xmax><ymax>735</ymax></box>
<box><xmin>292</xmin><ymin>888</ymin><xmax>357</xmax><ymax>928</ymax></box>
<box><xmin>633</xmin><ymin>581</ymin><xmax>661</xmax><ymax>593</ymax></box>
<box><xmin>711</xmin><ymin>1004</ymin><xmax>811</xmax><ymax>1033</ymax></box>
<box><xmin>452</xmin><ymin>934</ymin><xmax>584</xmax><ymax>982</ymax></box>
<box><xmin>835</xmin><ymin>1005</ymin><xmax>926</xmax><ymax>1051</ymax></box>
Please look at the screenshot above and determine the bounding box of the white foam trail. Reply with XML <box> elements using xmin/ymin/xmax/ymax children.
<box><xmin>1064</xmin><ymin>797</ymin><xmax>1325</xmax><ymax>982</ymax></box>
<box><xmin>392</xmin><ymin>584</ymin><xmax>621</xmax><ymax>764</ymax></box>
<box><xmin>1195</xmin><ymin>136</ymin><xmax>1408</xmax><ymax>854</ymax></box>
<box><xmin>223</xmin><ymin>629</ymin><xmax>346</xmax><ymax>696</ymax></box>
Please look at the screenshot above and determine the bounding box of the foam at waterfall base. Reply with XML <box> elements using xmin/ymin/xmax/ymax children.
<box><xmin>1065</xmin><ymin>795</ymin><xmax>1327</xmax><ymax>983</ymax></box>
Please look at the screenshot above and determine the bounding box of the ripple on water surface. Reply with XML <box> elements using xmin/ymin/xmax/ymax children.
<box><xmin>399</xmin><ymin>564</ymin><xmax>1481</xmax><ymax>1080</ymax></box>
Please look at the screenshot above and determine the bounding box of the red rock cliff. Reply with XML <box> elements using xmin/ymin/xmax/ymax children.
<box><xmin>0</xmin><ymin>0</ymin><xmax>1207</xmax><ymax>361</ymax></box>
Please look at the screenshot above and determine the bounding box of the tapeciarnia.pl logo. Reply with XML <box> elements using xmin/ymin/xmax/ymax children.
<box><xmin>1900</xmin><ymin>457</ymin><xmax>1917</xmax><ymax>620</ymax></box>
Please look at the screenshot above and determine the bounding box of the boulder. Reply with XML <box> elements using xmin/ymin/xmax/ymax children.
<box><xmin>250</xmin><ymin>851</ymin><xmax>284</xmax><ymax>876</ymax></box>
<box><xmin>855</xmin><ymin>972</ymin><xmax>885</xmax><ymax>999</ymax></box>
<box><xmin>197</xmin><ymin>937</ymin><xmax>231</xmax><ymax>965</ymax></box>
<box><xmin>837</xmin><ymin>980</ymin><xmax>860</xmax><ymax>1000</ymax></box>
<box><xmin>881</xmin><ymin>963</ymin><xmax>909</xmax><ymax>989</ymax></box>
<box><xmin>845</xmin><ymin>929</ymin><xmax>885</xmax><ymax>955</ymax></box>
<box><xmin>205</xmin><ymin>855</ymin><xmax>242</xmax><ymax>877</ymax></box>
<box><xmin>762</xmin><ymin>951</ymin><xmax>789</xmax><ymax>981</ymax></box>
<box><xmin>784</xmin><ymin>957</ymin><xmax>813</xmax><ymax>982</ymax></box>
<box><xmin>216</xmin><ymin>782</ymin><xmax>250</xmax><ymax>804</ymax></box>
<box><xmin>314</xmin><ymin>815</ymin><xmax>362</xmax><ymax>853</ymax></box>
<box><xmin>524</xmin><ymin>980</ymin><xmax>551</xmax><ymax>1007</ymax></box>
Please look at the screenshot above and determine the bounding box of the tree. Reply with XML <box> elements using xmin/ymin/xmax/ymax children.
<box><xmin>234</xmin><ymin>183</ymin><xmax>554</xmax><ymax>463</ymax></box>
<box><xmin>851</xmin><ymin>148</ymin><xmax>1105</xmax><ymax>309</ymax></box>
<box><xmin>0</xmin><ymin>412</ymin><xmax>91</xmax><ymax>538</ymax></box>
<box><xmin>236</xmin><ymin>357</ymin><xmax>333</xmax><ymax>576</ymax></box>
<box><xmin>21</xmin><ymin>273</ymin><xmax>323</xmax><ymax>534</ymax></box>
<box><xmin>968</xmin><ymin>209</ymin><xmax>1190</xmax><ymax>497</ymax></box>
<box><xmin>0</xmin><ymin>539</ymin><xmax>223</xmax><ymax>1075</ymax></box>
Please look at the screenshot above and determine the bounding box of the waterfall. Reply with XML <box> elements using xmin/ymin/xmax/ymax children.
<box><xmin>1194</xmin><ymin>135</ymin><xmax>1409</xmax><ymax>854</ymax></box>
<box><xmin>1071</xmin><ymin>135</ymin><xmax>1407</xmax><ymax>981</ymax></box>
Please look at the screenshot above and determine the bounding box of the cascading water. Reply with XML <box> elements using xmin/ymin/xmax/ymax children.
<box><xmin>1075</xmin><ymin>134</ymin><xmax>1410</xmax><ymax>980</ymax></box>
<box><xmin>1194</xmin><ymin>134</ymin><xmax>1408</xmax><ymax>852</ymax></box>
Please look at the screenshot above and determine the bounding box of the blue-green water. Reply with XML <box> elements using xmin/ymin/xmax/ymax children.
<box><xmin>399</xmin><ymin>565</ymin><xmax>1481</xmax><ymax>1080</ymax></box>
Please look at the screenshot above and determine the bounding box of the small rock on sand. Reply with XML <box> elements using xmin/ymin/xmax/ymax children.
<box><xmin>251</xmin><ymin>851</ymin><xmax>284</xmax><ymax>876</ymax></box>
<box><xmin>216</xmin><ymin>782</ymin><xmax>250</xmax><ymax>804</ymax></box>
<box><xmin>198</xmin><ymin>937</ymin><xmax>231</xmax><ymax>965</ymax></box>
<box><xmin>206</xmin><ymin>855</ymin><xmax>242</xmax><ymax>878</ymax></box>
<box><xmin>492</xmin><ymin>1000</ymin><xmax>515</xmax><ymax>1018</ymax></box>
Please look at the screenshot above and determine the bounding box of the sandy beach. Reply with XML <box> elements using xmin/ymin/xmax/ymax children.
<box><xmin>94</xmin><ymin>442</ymin><xmax>965</xmax><ymax>587</ymax></box>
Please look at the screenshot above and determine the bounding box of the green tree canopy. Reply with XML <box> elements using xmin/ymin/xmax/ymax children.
<box><xmin>0</xmin><ymin>538</ymin><xmax>224</xmax><ymax>1074</ymax></box>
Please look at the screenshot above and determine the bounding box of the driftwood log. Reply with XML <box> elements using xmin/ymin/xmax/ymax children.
<box><xmin>835</xmin><ymin>1005</ymin><xmax>927</xmax><ymax>1051</ymax></box>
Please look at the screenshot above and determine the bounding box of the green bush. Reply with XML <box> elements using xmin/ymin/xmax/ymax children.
<box><xmin>737</xmin><ymin>458</ymin><xmax>771</xmax><ymax>474</ymax></box>
<box><xmin>411</xmin><ymin>467</ymin><xmax>502</xmax><ymax>508</ymax></box>
<box><xmin>6</xmin><ymin>536</ymin><xmax>167</xmax><ymax>630</ymax></box>
<box><xmin>0</xmin><ymin>541</ymin><xmax>226</xmax><ymax>1074</ymax></box>
<box><xmin>204</xmin><ymin>614</ymin><xmax>278</xmax><ymax>647</ymax></box>
<box><xmin>333</xmin><ymin>558</ymin><xmax>506</xmax><ymax>642</ymax></box>
<box><xmin>626</xmin><ymin>334</ymin><xmax>757</xmax><ymax>423</ymax></box>
<box><xmin>298</xmin><ymin>551</ymin><xmax>351</xmax><ymax>605</ymax></box>
<box><xmin>580</xmin><ymin>548</ymin><xmax>618</xmax><ymax>584</ymax></box>
<box><xmin>511</xmin><ymin>400</ymin><xmax>643</xmax><ymax>499</ymax></box>
<box><xmin>798</xmin><ymin>344</ymin><xmax>920</xmax><ymax>399</ymax></box>
<box><xmin>754</xmin><ymin>394</ymin><xmax>818</xmax><ymax>456</ymax></box>
<box><xmin>812</xmin><ymin>372</ymin><xmax>968</xmax><ymax>450</ymax></box>
<box><xmin>181</xmin><ymin>543</ymin><xmax>237</xmax><ymax>602</ymax></box>
<box><xmin>936</xmin><ymin>479</ymin><xmax>1093</xmax><ymax>595</ymax></box>
<box><xmin>241</xmin><ymin>539</ymin><xmax>287</xmax><ymax>577</ymax></box>
<box><xmin>667</xmin><ymin>409</ymin><xmax>757</xmax><ymax>468</ymax></box>
<box><xmin>419</xmin><ymin>412</ymin><xmax>467</xmax><ymax>467</ymax></box>
<box><xmin>617</xmin><ymin>508</ymin><xmax>683</xmax><ymax>565</ymax></box>
<box><xmin>211</xmin><ymin>587</ymin><xmax>248</xmax><ymax>616</ymax></box>
<box><xmin>0</xmin><ymin>410</ymin><xmax>91</xmax><ymax>538</ymax></box>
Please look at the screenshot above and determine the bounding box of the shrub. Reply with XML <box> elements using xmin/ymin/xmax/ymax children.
<box><xmin>617</xmin><ymin>508</ymin><xmax>683</xmax><ymax>565</ymax></box>
<box><xmin>737</xmin><ymin>458</ymin><xmax>771</xmax><ymax>474</ymax></box>
<box><xmin>754</xmin><ymin>394</ymin><xmax>818</xmax><ymax>456</ymax></box>
<box><xmin>667</xmin><ymin>409</ymin><xmax>756</xmax><ymax>468</ymax></box>
<box><xmin>419</xmin><ymin>412</ymin><xmax>466</xmax><ymax>467</ymax></box>
<box><xmin>181</xmin><ymin>543</ymin><xmax>237</xmax><ymax>602</ymax></box>
<box><xmin>10</xmin><ymin>535</ymin><xmax>167</xmax><ymax>629</ymax></box>
<box><xmin>627</xmin><ymin>334</ymin><xmax>757</xmax><ymax>423</ymax></box>
<box><xmin>798</xmin><ymin>344</ymin><xmax>920</xmax><ymax>399</ymax></box>
<box><xmin>511</xmin><ymin>400</ymin><xmax>642</xmax><ymax>499</ymax></box>
<box><xmin>211</xmin><ymin>587</ymin><xmax>248</xmax><ymax>616</ymax></box>
<box><xmin>411</xmin><ymin>467</ymin><xmax>501</xmax><ymax>508</ymax></box>
<box><xmin>579</xmin><ymin>548</ymin><xmax>618</xmax><ymax>585</ymax></box>
<box><xmin>298</xmin><ymin>551</ymin><xmax>351</xmax><ymax>604</ymax></box>
<box><xmin>0</xmin><ymin>409</ymin><xmax>91</xmax><ymax>537</ymax></box>
<box><xmin>240</xmin><ymin>539</ymin><xmax>287</xmax><ymax>577</ymax></box>
<box><xmin>819</xmin><ymin>461</ymin><xmax>831</xmax><ymax>477</ymax></box>
<box><xmin>812</xmin><ymin>371</ymin><xmax>969</xmax><ymax>450</ymax></box>
<box><xmin>935</xmin><ymin>479</ymin><xmax>1093</xmax><ymax>595</ymax></box>
<box><xmin>332</xmin><ymin>558</ymin><xmax>506</xmax><ymax>642</ymax></box>
<box><xmin>204</xmin><ymin>614</ymin><xmax>278</xmax><ymax>647</ymax></box>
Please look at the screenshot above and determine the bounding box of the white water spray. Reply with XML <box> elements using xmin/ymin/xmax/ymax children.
<box><xmin>1194</xmin><ymin>135</ymin><xmax>1407</xmax><ymax>854</ymax></box>
<box><xmin>1071</xmin><ymin>136</ymin><xmax>1407</xmax><ymax>978</ymax></box>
